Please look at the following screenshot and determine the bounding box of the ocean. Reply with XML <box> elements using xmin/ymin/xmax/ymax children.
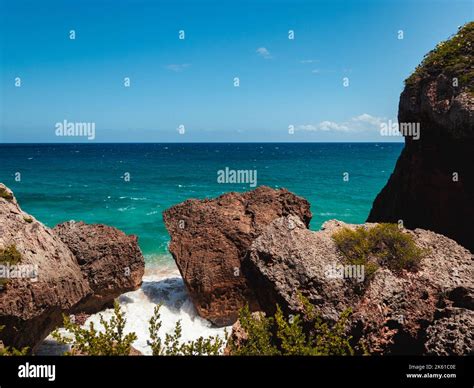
<box><xmin>0</xmin><ymin>143</ymin><xmax>403</xmax><ymax>353</ymax></box>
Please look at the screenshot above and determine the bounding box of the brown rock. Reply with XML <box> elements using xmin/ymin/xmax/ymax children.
<box><xmin>0</xmin><ymin>184</ymin><xmax>145</xmax><ymax>352</ymax></box>
<box><xmin>54</xmin><ymin>221</ymin><xmax>145</xmax><ymax>313</ymax></box>
<box><xmin>71</xmin><ymin>312</ymin><xmax>90</xmax><ymax>326</ymax></box>
<box><xmin>163</xmin><ymin>186</ymin><xmax>312</xmax><ymax>326</ymax></box>
<box><xmin>0</xmin><ymin>184</ymin><xmax>90</xmax><ymax>352</ymax></box>
<box><xmin>246</xmin><ymin>215</ymin><xmax>473</xmax><ymax>354</ymax></box>
<box><xmin>367</xmin><ymin>23</ymin><xmax>474</xmax><ymax>251</ymax></box>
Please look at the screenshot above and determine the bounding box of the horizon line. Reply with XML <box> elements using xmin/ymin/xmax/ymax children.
<box><xmin>0</xmin><ymin>141</ymin><xmax>405</xmax><ymax>145</ymax></box>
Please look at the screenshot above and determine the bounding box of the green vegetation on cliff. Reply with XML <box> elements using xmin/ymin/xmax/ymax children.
<box><xmin>0</xmin><ymin>245</ymin><xmax>22</xmax><ymax>266</ymax></box>
<box><xmin>405</xmin><ymin>22</ymin><xmax>474</xmax><ymax>92</ymax></box>
<box><xmin>53</xmin><ymin>297</ymin><xmax>354</xmax><ymax>356</ymax></box>
<box><xmin>148</xmin><ymin>304</ymin><xmax>226</xmax><ymax>355</ymax></box>
<box><xmin>53</xmin><ymin>301</ymin><xmax>226</xmax><ymax>356</ymax></box>
<box><xmin>0</xmin><ymin>187</ymin><xmax>13</xmax><ymax>201</ymax></box>
<box><xmin>0</xmin><ymin>245</ymin><xmax>22</xmax><ymax>290</ymax></box>
<box><xmin>332</xmin><ymin>223</ymin><xmax>425</xmax><ymax>276</ymax></box>
<box><xmin>228</xmin><ymin>296</ymin><xmax>355</xmax><ymax>356</ymax></box>
<box><xmin>52</xmin><ymin>302</ymin><xmax>138</xmax><ymax>356</ymax></box>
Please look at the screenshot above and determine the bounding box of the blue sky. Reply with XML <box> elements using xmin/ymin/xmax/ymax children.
<box><xmin>0</xmin><ymin>0</ymin><xmax>472</xmax><ymax>142</ymax></box>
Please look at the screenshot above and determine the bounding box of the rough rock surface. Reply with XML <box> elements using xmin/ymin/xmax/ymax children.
<box><xmin>368</xmin><ymin>23</ymin><xmax>474</xmax><ymax>251</ymax></box>
<box><xmin>163</xmin><ymin>186</ymin><xmax>312</xmax><ymax>326</ymax></box>
<box><xmin>0</xmin><ymin>184</ymin><xmax>145</xmax><ymax>351</ymax></box>
<box><xmin>54</xmin><ymin>221</ymin><xmax>145</xmax><ymax>313</ymax></box>
<box><xmin>424</xmin><ymin>308</ymin><xmax>473</xmax><ymax>355</ymax></box>
<box><xmin>245</xmin><ymin>215</ymin><xmax>473</xmax><ymax>355</ymax></box>
<box><xmin>0</xmin><ymin>184</ymin><xmax>90</xmax><ymax>351</ymax></box>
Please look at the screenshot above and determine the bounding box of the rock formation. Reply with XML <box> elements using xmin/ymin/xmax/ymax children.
<box><xmin>163</xmin><ymin>186</ymin><xmax>312</xmax><ymax>326</ymax></box>
<box><xmin>244</xmin><ymin>215</ymin><xmax>473</xmax><ymax>355</ymax></box>
<box><xmin>0</xmin><ymin>184</ymin><xmax>89</xmax><ymax>351</ymax></box>
<box><xmin>0</xmin><ymin>183</ymin><xmax>144</xmax><ymax>352</ymax></box>
<box><xmin>54</xmin><ymin>221</ymin><xmax>145</xmax><ymax>313</ymax></box>
<box><xmin>161</xmin><ymin>24</ymin><xmax>474</xmax><ymax>355</ymax></box>
<box><xmin>367</xmin><ymin>22</ymin><xmax>474</xmax><ymax>252</ymax></box>
<box><xmin>163</xmin><ymin>183</ymin><xmax>472</xmax><ymax>354</ymax></box>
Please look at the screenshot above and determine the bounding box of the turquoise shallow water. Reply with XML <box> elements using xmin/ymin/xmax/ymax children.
<box><xmin>0</xmin><ymin>143</ymin><xmax>402</xmax><ymax>265</ymax></box>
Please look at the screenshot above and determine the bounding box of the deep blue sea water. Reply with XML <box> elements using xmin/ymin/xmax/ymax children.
<box><xmin>0</xmin><ymin>143</ymin><xmax>402</xmax><ymax>266</ymax></box>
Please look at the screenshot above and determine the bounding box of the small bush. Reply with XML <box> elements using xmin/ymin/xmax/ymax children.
<box><xmin>148</xmin><ymin>304</ymin><xmax>226</xmax><ymax>355</ymax></box>
<box><xmin>0</xmin><ymin>245</ymin><xmax>22</xmax><ymax>290</ymax></box>
<box><xmin>53</xmin><ymin>302</ymin><xmax>227</xmax><ymax>356</ymax></box>
<box><xmin>228</xmin><ymin>305</ymin><xmax>279</xmax><ymax>356</ymax></box>
<box><xmin>0</xmin><ymin>245</ymin><xmax>22</xmax><ymax>265</ymax></box>
<box><xmin>52</xmin><ymin>301</ymin><xmax>137</xmax><ymax>356</ymax></box>
<box><xmin>228</xmin><ymin>296</ymin><xmax>355</xmax><ymax>356</ymax></box>
<box><xmin>23</xmin><ymin>216</ymin><xmax>33</xmax><ymax>223</ymax></box>
<box><xmin>368</xmin><ymin>224</ymin><xmax>425</xmax><ymax>272</ymax></box>
<box><xmin>333</xmin><ymin>223</ymin><xmax>425</xmax><ymax>276</ymax></box>
<box><xmin>0</xmin><ymin>187</ymin><xmax>13</xmax><ymax>201</ymax></box>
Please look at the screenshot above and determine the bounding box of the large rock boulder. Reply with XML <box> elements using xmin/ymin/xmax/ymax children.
<box><xmin>0</xmin><ymin>184</ymin><xmax>145</xmax><ymax>352</ymax></box>
<box><xmin>245</xmin><ymin>215</ymin><xmax>473</xmax><ymax>355</ymax></box>
<box><xmin>367</xmin><ymin>23</ymin><xmax>474</xmax><ymax>251</ymax></box>
<box><xmin>163</xmin><ymin>186</ymin><xmax>312</xmax><ymax>326</ymax></box>
<box><xmin>54</xmin><ymin>221</ymin><xmax>145</xmax><ymax>313</ymax></box>
<box><xmin>0</xmin><ymin>184</ymin><xmax>90</xmax><ymax>351</ymax></box>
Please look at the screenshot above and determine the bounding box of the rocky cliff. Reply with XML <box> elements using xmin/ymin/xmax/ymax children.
<box><xmin>163</xmin><ymin>186</ymin><xmax>312</xmax><ymax>326</ymax></box>
<box><xmin>245</xmin><ymin>216</ymin><xmax>473</xmax><ymax>355</ymax></box>
<box><xmin>367</xmin><ymin>22</ymin><xmax>474</xmax><ymax>251</ymax></box>
<box><xmin>0</xmin><ymin>184</ymin><xmax>144</xmax><ymax>351</ymax></box>
<box><xmin>164</xmin><ymin>187</ymin><xmax>473</xmax><ymax>354</ymax></box>
<box><xmin>160</xmin><ymin>24</ymin><xmax>474</xmax><ymax>355</ymax></box>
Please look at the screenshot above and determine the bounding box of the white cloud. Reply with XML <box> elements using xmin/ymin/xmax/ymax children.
<box><xmin>352</xmin><ymin>113</ymin><xmax>384</xmax><ymax>127</ymax></box>
<box><xmin>318</xmin><ymin>121</ymin><xmax>350</xmax><ymax>131</ymax></box>
<box><xmin>298</xmin><ymin>114</ymin><xmax>386</xmax><ymax>133</ymax></box>
<box><xmin>298</xmin><ymin>124</ymin><xmax>318</xmax><ymax>131</ymax></box>
<box><xmin>165</xmin><ymin>63</ymin><xmax>191</xmax><ymax>72</ymax></box>
<box><xmin>256</xmin><ymin>47</ymin><xmax>272</xmax><ymax>59</ymax></box>
<box><xmin>311</xmin><ymin>69</ymin><xmax>320</xmax><ymax>74</ymax></box>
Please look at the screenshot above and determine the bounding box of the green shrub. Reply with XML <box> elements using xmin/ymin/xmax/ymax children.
<box><xmin>368</xmin><ymin>223</ymin><xmax>425</xmax><ymax>272</ymax></box>
<box><xmin>53</xmin><ymin>298</ymin><xmax>354</xmax><ymax>356</ymax></box>
<box><xmin>52</xmin><ymin>301</ymin><xmax>137</xmax><ymax>355</ymax></box>
<box><xmin>405</xmin><ymin>22</ymin><xmax>474</xmax><ymax>92</ymax></box>
<box><xmin>0</xmin><ymin>245</ymin><xmax>22</xmax><ymax>265</ymax></box>
<box><xmin>148</xmin><ymin>304</ymin><xmax>226</xmax><ymax>355</ymax></box>
<box><xmin>228</xmin><ymin>296</ymin><xmax>355</xmax><ymax>356</ymax></box>
<box><xmin>23</xmin><ymin>216</ymin><xmax>33</xmax><ymax>223</ymax></box>
<box><xmin>332</xmin><ymin>223</ymin><xmax>425</xmax><ymax>277</ymax></box>
<box><xmin>228</xmin><ymin>305</ymin><xmax>279</xmax><ymax>356</ymax></box>
<box><xmin>0</xmin><ymin>325</ymin><xmax>29</xmax><ymax>356</ymax></box>
<box><xmin>0</xmin><ymin>245</ymin><xmax>22</xmax><ymax>290</ymax></box>
<box><xmin>0</xmin><ymin>187</ymin><xmax>13</xmax><ymax>201</ymax></box>
<box><xmin>53</xmin><ymin>302</ymin><xmax>226</xmax><ymax>356</ymax></box>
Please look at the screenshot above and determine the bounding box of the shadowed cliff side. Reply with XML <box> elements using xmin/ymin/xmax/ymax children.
<box><xmin>367</xmin><ymin>22</ymin><xmax>474</xmax><ymax>251</ymax></box>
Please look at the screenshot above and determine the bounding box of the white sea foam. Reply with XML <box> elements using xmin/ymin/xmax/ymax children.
<box><xmin>37</xmin><ymin>264</ymin><xmax>229</xmax><ymax>355</ymax></box>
